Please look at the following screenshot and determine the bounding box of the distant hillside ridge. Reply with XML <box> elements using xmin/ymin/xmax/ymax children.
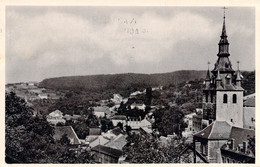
<box><xmin>39</xmin><ymin>70</ymin><xmax>207</xmax><ymax>91</ymax></box>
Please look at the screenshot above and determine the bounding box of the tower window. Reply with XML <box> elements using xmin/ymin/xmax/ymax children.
<box><xmin>206</xmin><ymin>92</ymin><xmax>208</xmax><ymax>102</ymax></box>
<box><xmin>223</xmin><ymin>94</ymin><xmax>228</xmax><ymax>103</ymax></box>
<box><xmin>233</xmin><ymin>94</ymin><xmax>237</xmax><ymax>103</ymax></box>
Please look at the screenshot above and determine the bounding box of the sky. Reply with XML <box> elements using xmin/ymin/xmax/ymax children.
<box><xmin>6</xmin><ymin>6</ymin><xmax>255</xmax><ymax>83</ymax></box>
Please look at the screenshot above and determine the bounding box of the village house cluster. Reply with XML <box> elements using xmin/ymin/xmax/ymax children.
<box><xmin>5</xmin><ymin>10</ymin><xmax>255</xmax><ymax>164</ymax></box>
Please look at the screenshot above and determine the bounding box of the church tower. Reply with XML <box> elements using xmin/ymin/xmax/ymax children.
<box><xmin>201</xmin><ymin>13</ymin><xmax>244</xmax><ymax>128</ymax></box>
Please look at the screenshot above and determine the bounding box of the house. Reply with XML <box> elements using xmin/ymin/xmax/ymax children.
<box><xmin>46</xmin><ymin>110</ymin><xmax>66</xmax><ymax>125</ymax></box>
<box><xmin>184</xmin><ymin>113</ymin><xmax>196</xmax><ymax>131</ymax></box>
<box><xmin>53</xmin><ymin>126</ymin><xmax>81</xmax><ymax>145</ymax></box>
<box><xmin>111</xmin><ymin>94</ymin><xmax>123</xmax><ymax>104</ymax></box>
<box><xmin>243</xmin><ymin>94</ymin><xmax>255</xmax><ymax>129</ymax></box>
<box><xmin>47</xmin><ymin>93</ymin><xmax>60</xmax><ymax>100</ymax></box>
<box><xmin>127</xmin><ymin>116</ymin><xmax>152</xmax><ymax>133</ymax></box>
<box><xmin>88</xmin><ymin>135</ymin><xmax>110</xmax><ymax>148</ymax></box>
<box><xmin>130</xmin><ymin>103</ymin><xmax>146</xmax><ymax>110</ymax></box>
<box><xmin>192</xmin><ymin>114</ymin><xmax>202</xmax><ymax>132</ymax></box>
<box><xmin>93</xmin><ymin>106</ymin><xmax>112</xmax><ymax>118</ymax></box>
<box><xmin>130</xmin><ymin>91</ymin><xmax>143</xmax><ymax>98</ymax></box>
<box><xmin>63</xmin><ymin>114</ymin><xmax>81</xmax><ymax>122</ymax></box>
<box><xmin>87</xmin><ymin>127</ymin><xmax>124</xmax><ymax>148</ymax></box>
<box><xmin>111</xmin><ymin>115</ymin><xmax>127</xmax><ymax>127</ymax></box>
<box><xmin>193</xmin><ymin>121</ymin><xmax>232</xmax><ymax>163</ymax></box>
<box><xmin>105</xmin><ymin>134</ymin><xmax>127</xmax><ymax>150</ymax></box>
<box><xmin>220</xmin><ymin>127</ymin><xmax>255</xmax><ymax>163</ymax></box>
<box><xmin>183</xmin><ymin>113</ymin><xmax>196</xmax><ymax>138</ymax></box>
<box><xmin>91</xmin><ymin>145</ymin><xmax>123</xmax><ymax>163</ymax></box>
<box><xmin>193</xmin><ymin>121</ymin><xmax>255</xmax><ymax>163</ymax></box>
<box><xmin>38</xmin><ymin>93</ymin><xmax>48</xmax><ymax>99</ymax></box>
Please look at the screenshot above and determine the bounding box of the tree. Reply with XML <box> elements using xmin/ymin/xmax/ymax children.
<box><xmin>117</xmin><ymin>122</ymin><xmax>123</xmax><ymax>130</ymax></box>
<box><xmin>123</xmin><ymin>133</ymin><xmax>192</xmax><ymax>163</ymax></box>
<box><xmin>5</xmin><ymin>92</ymin><xmax>95</xmax><ymax>163</ymax></box>
<box><xmin>5</xmin><ymin>92</ymin><xmax>55</xmax><ymax>163</ymax></box>
<box><xmin>152</xmin><ymin>106</ymin><xmax>187</xmax><ymax>137</ymax></box>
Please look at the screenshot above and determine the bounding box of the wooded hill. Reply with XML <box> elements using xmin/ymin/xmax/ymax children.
<box><xmin>39</xmin><ymin>70</ymin><xmax>255</xmax><ymax>96</ymax></box>
<box><xmin>39</xmin><ymin>70</ymin><xmax>207</xmax><ymax>92</ymax></box>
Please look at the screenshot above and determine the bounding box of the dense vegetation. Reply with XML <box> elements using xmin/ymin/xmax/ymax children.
<box><xmin>5</xmin><ymin>92</ymin><xmax>94</xmax><ymax>163</ymax></box>
<box><xmin>123</xmin><ymin>133</ymin><xmax>192</xmax><ymax>163</ymax></box>
<box><xmin>241</xmin><ymin>71</ymin><xmax>255</xmax><ymax>96</ymax></box>
<box><xmin>39</xmin><ymin>71</ymin><xmax>207</xmax><ymax>97</ymax></box>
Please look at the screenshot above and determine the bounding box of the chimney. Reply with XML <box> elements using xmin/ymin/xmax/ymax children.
<box><xmin>243</xmin><ymin>141</ymin><xmax>248</xmax><ymax>153</ymax></box>
<box><xmin>229</xmin><ymin>139</ymin><xmax>235</xmax><ymax>150</ymax></box>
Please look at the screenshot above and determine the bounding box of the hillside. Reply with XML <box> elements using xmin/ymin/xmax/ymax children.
<box><xmin>39</xmin><ymin>70</ymin><xmax>207</xmax><ymax>92</ymax></box>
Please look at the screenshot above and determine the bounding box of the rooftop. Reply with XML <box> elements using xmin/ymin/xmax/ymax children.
<box><xmin>194</xmin><ymin>121</ymin><xmax>232</xmax><ymax>140</ymax></box>
<box><xmin>244</xmin><ymin>95</ymin><xmax>255</xmax><ymax>107</ymax></box>
<box><xmin>229</xmin><ymin>126</ymin><xmax>255</xmax><ymax>149</ymax></box>
<box><xmin>53</xmin><ymin>126</ymin><xmax>81</xmax><ymax>145</ymax></box>
<box><xmin>91</xmin><ymin>145</ymin><xmax>123</xmax><ymax>158</ymax></box>
<box><xmin>89</xmin><ymin>128</ymin><xmax>101</xmax><ymax>136</ymax></box>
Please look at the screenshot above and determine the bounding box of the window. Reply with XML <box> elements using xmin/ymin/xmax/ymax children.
<box><xmin>233</xmin><ymin>94</ymin><xmax>237</xmax><ymax>103</ymax></box>
<box><xmin>211</xmin><ymin>93</ymin><xmax>213</xmax><ymax>103</ymax></box>
<box><xmin>206</xmin><ymin>92</ymin><xmax>208</xmax><ymax>102</ymax></box>
<box><xmin>222</xmin><ymin>157</ymin><xmax>225</xmax><ymax>163</ymax></box>
<box><xmin>223</xmin><ymin>94</ymin><xmax>228</xmax><ymax>103</ymax></box>
<box><xmin>231</xmin><ymin>119</ymin><xmax>233</xmax><ymax>122</ymax></box>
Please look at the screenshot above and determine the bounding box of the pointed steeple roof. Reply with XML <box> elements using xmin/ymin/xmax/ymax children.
<box><xmin>221</xmin><ymin>16</ymin><xmax>227</xmax><ymax>37</ymax></box>
<box><xmin>236</xmin><ymin>72</ymin><xmax>242</xmax><ymax>81</ymax></box>
<box><xmin>216</xmin><ymin>69</ymin><xmax>221</xmax><ymax>81</ymax></box>
<box><xmin>205</xmin><ymin>69</ymin><xmax>211</xmax><ymax>81</ymax></box>
<box><xmin>212</xmin><ymin>11</ymin><xmax>234</xmax><ymax>75</ymax></box>
<box><xmin>236</xmin><ymin>61</ymin><xmax>242</xmax><ymax>81</ymax></box>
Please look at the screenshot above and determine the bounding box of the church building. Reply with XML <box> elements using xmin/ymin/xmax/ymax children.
<box><xmin>201</xmin><ymin>13</ymin><xmax>244</xmax><ymax>129</ymax></box>
<box><xmin>193</xmin><ymin>11</ymin><xmax>255</xmax><ymax>163</ymax></box>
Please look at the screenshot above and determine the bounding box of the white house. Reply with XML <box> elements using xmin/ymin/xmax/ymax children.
<box><xmin>47</xmin><ymin>110</ymin><xmax>66</xmax><ymax>125</ymax></box>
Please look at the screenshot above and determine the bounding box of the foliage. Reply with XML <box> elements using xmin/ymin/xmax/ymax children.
<box><xmin>5</xmin><ymin>92</ymin><xmax>55</xmax><ymax>163</ymax></box>
<box><xmin>152</xmin><ymin>106</ymin><xmax>187</xmax><ymax>137</ymax></box>
<box><xmin>39</xmin><ymin>71</ymin><xmax>207</xmax><ymax>100</ymax></box>
<box><xmin>123</xmin><ymin>133</ymin><xmax>192</xmax><ymax>163</ymax></box>
<box><xmin>5</xmin><ymin>92</ymin><xmax>94</xmax><ymax>163</ymax></box>
<box><xmin>241</xmin><ymin>71</ymin><xmax>255</xmax><ymax>96</ymax></box>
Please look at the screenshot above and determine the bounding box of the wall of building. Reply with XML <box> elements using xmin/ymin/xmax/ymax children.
<box><xmin>216</xmin><ymin>91</ymin><xmax>243</xmax><ymax>128</ymax></box>
<box><xmin>243</xmin><ymin>107</ymin><xmax>255</xmax><ymax>129</ymax></box>
<box><xmin>208</xmin><ymin>140</ymin><xmax>228</xmax><ymax>163</ymax></box>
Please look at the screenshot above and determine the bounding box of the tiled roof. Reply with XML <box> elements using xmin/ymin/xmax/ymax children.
<box><xmin>244</xmin><ymin>96</ymin><xmax>255</xmax><ymax>107</ymax></box>
<box><xmin>229</xmin><ymin>127</ymin><xmax>255</xmax><ymax>149</ymax></box>
<box><xmin>91</xmin><ymin>145</ymin><xmax>123</xmax><ymax>158</ymax></box>
<box><xmin>105</xmin><ymin>134</ymin><xmax>127</xmax><ymax>150</ymax></box>
<box><xmin>89</xmin><ymin>128</ymin><xmax>101</xmax><ymax>136</ymax></box>
<box><xmin>111</xmin><ymin>115</ymin><xmax>127</xmax><ymax>120</ymax></box>
<box><xmin>194</xmin><ymin>121</ymin><xmax>232</xmax><ymax>139</ymax></box>
<box><xmin>53</xmin><ymin>126</ymin><xmax>81</xmax><ymax>145</ymax></box>
<box><xmin>111</xmin><ymin>127</ymin><xmax>124</xmax><ymax>136</ymax></box>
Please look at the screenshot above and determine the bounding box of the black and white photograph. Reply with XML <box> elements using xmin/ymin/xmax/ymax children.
<box><xmin>4</xmin><ymin>5</ymin><xmax>256</xmax><ymax>164</ymax></box>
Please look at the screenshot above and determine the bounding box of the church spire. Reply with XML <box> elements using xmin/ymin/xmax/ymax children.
<box><xmin>212</xmin><ymin>7</ymin><xmax>234</xmax><ymax>75</ymax></box>
<box><xmin>206</xmin><ymin>62</ymin><xmax>211</xmax><ymax>81</ymax></box>
<box><xmin>218</xmin><ymin>7</ymin><xmax>229</xmax><ymax>56</ymax></box>
<box><xmin>221</xmin><ymin>7</ymin><xmax>227</xmax><ymax>37</ymax></box>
